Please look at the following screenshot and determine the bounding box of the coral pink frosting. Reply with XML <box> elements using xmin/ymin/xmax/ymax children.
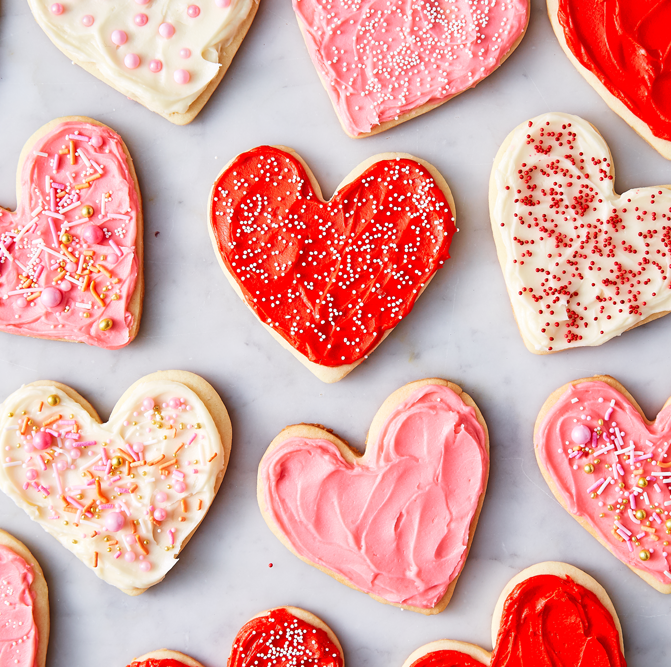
<box><xmin>0</xmin><ymin>120</ymin><xmax>140</xmax><ymax>349</ymax></box>
<box><xmin>260</xmin><ymin>384</ymin><xmax>488</xmax><ymax>608</ymax></box>
<box><xmin>293</xmin><ymin>0</ymin><xmax>529</xmax><ymax>136</ymax></box>
<box><xmin>537</xmin><ymin>381</ymin><xmax>671</xmax><ymax>585</ymax></box>
<box><xmin>0</xmin><ymin>546</ymin><xmax>38</xmax><ymax>667</ymax></box>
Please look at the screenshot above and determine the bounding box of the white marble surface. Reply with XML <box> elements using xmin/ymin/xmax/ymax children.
<box><xmin>0</xmin><ymin>0</ymin><xmax>670</xmax><ymax>664</ymax></box>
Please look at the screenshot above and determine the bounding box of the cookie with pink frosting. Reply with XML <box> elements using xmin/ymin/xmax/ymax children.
<box><xmin>0</xmin><ymin>529</ymin><xmax>49</xmax><ymax>667</ymax></box>
<box><xmin>0</xmin><ymin>117</ymin><xmax>143</xmax><ymax>349</ymax></box>
<box><xmin>293</xmin><ymin>0</ymin><xmax>530</xmax><ymax>137</ymax></box>
<box><xmin>27</xmin><ymin>0</ymin><xmax>260</xmax><ymax>124</ymax></box>
<box><xmin>257</xmin><ymin>378</ymin><xmax>490</xmax><ymax>614</ymax></box>
<box><xmin>535</xmin><ymin>375</ymin><xmax>671</xmax><ymax>594</ymax></box>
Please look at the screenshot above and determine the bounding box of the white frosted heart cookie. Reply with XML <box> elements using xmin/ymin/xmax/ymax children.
<box><xmin>0</xmin><ymin>529</ymin><xmax>49</xmax><ymax>667</ymax></box>
<box><xmin>0</xmin><ymin>371</ymin><xmax>231</xmax><ymax>595</ymax></box>
<box><xmin>490</xmin><ymin>111</ymin><xmax>671</xmax><ymax>354</ymax></box>
<box><xmin>28</xmin><ymin>0</ymin><xmax>260</xmax><ymax>124</ymax></box>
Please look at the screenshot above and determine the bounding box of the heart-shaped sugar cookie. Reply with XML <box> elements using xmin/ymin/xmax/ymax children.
<box><xmin>0</xmin><ymin>529</ymin><xmax>49</xmax><ymax>667</ymax></box>
<box><xmin>28</xmin><ymin>0</ymin><xmax>260</xmax><ymax>124</ymax></box>
<box><xmin>293</xmin><ymin>0</ymin><xmax>530</xmax><ymax>137</ymax></box>
<box><xmin>548</xmin><ymin>0</ymin><xmax>671</xmax><ymax>160</ymax></box>
<box><xmin>0</xmin><ymin>371</ymin><xmax>231</xmax><ymax>595</ymax></box>
<box><xmin>401</xmin><ymin>562</ymin><xmax>627</xmax><ymax>666</ymax></box>
<box><xmin>0</xmin><ymin>117</ymin><xmax>143</xmax><ymax>349</ymax></box>
<box><xmin>258</xmin><ymin>379</ymin><xmax>489</xmax><ymax>613</ymax></box>
<box><xmin>535</xmin><ymin>376</ymin><xmax>671</xmax><ymax>594</ymax></box>
<box><xmin>490</xmin><ymin>112</ymin><xmax>671</xmax><ymax>354</ymax></box>
<box><xmin>125</xmin><ymin>607</ymin><xmax>343</xmax><ymax>667</ymax></box>
<box><xmin>209</xmin><ymin>146</ymin><xmax>457</xmax><ymax>383</ymax></box>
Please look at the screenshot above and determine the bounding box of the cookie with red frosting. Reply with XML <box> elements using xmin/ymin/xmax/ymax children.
<box><xmin>401</xmin><ymin>562</ymin><xmax>627</xmax><ymax>667</ymax></box>
<box><xmin>209</xmin><ymin>146</ymin><xmax>457</xmax><ymax>382</ymax></box>
<box><xmin>0</xmin><ymin>529</ymin><xmax>49</xmax><ymax>667</ymax></box>
<box><xmin>293</xmin><ymin>0</ymin><xmax>530</xmax><ymax>137</ymax></box>
<box><xmin>548</xmin><ymin>0</ymin><xmax>671</xmax><ymax>159</ymax></box>
<box><xmin>257</xmin><ymin>378</ymin><xmax>489</xmax><ymax>614</ymax></box>
<box><xmin>536</xmin><ymin>376</ymin><xmax>671</xmax><ymax>594</ymax></box>
<box><xmin>0</xmin><ymin>117</ymin><xmax>143</xmax><ymax>349</ymax></box>
<box><xmin>128</xmin><ymin>650</ymin><xmax>206</xmax><ymax>667</ymax></box>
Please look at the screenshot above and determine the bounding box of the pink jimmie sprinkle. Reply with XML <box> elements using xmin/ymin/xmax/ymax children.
<box><xmin>630</xmin><ymin>494</ymin><xmax>636</xmax><ymax>510</ymax></box>
<box><xmin>587</xmin><ymin>478</ymin><xmax>605</xmax><ymax>494</ymax></box>
<box><xmin>616</xmin><ymin>528</ymin><xmax>631</xmax><ymax>542</ymax></box>
<box><xmin>98</xmin><ymin>503</ymin><xmax>115</xmax><ymax>510</ymax></box>
<box><xmin>168</xmin><ymin>528</ymin><xmax>175</xmax><ymax>545</ymax></box>
<box><xmin>114</xmin><ymin>551</ymin><xmax>122</xmax><ymax>559</ymax></box>
<box><xmin>627</xmin><ymin>540</ymin><xmax>633</xmax><ymax>552</ymax></box>
<box><xmin>66</xmin><ymin>495</ymin><xmax>84</xmax><ymax>509</ymax></box>
<box><xmin>605</xmin><ymin>407</ymin><xmax>614</xmax><ymax>421</ymax></box>
<box><xmin>188</xmin><ymin>434</ymin><xmax>197</xmax><ymax>445</ymax></box>
<box><xmin>109</xmin><ymin>239</ymin><xmax>122</xmax><ymax>256</ymax></box>
<box><xmin>653</xmin><ymin>512</ymin><xmax>662</xmax><ymax>524</ymax></box>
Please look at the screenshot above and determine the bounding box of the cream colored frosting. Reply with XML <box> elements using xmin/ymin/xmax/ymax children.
<box><xmin>491</xmin><ymin>112</ymin><xmax>671</xmax><ymax>352</ymax></box>
<box><xmin>0</xmin><ymin>380</ymin><xmax>224</xmax><ymax>592</ymax></box>
<box><xmin>28</xmin><ymin>0</ymin><xmax>255</xmax><ymax>115</ymax></box>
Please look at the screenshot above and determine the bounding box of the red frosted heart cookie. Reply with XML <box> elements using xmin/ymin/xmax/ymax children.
<box><xmin>209</xmin><ymin>146</ymin><xmax>456</xmax><ymax>382</ymax></box>
<box><xmin>293</xmin><ymin>0</ymin><xmax>530</xmax><ymax>137</ymax></box>
<box><xmin>536</xmin><ymin>376</ymin><xmax>671</xmax><ymax>594</ymax></box>
<box><xmin>258</xmin><ymin>379</ymin><xmax>489</xmax><ymax>613</ymax></box>
<box><xmin>548</xmin><ymin>0</ymin><xmax>671</xmax><ymax>159</ymax></box>
<box><xmin>0</xmin><ymin>371</ymin><xmax>232</xmax><ymax>595</ymax></box>
<box><xmin>490</xmin><ymin>112</ymin><xmax>671</xmax><ymax>354</ymax></box>
<box><xmin>0</xmin><ymin>529</ymin><xmax>49</xmax><ymax>667</ymax></box>
<box><xmin>0</xmin><ymin>117</ymin><xmax>143</xmax><ymax>349</ymax></box>
<box><xmin>401</xmin><ymin>562</ymin><xmax>627</xmax><ymax>667</ymax></box>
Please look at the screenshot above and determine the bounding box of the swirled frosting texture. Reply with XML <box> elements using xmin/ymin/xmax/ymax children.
<box><xmin>0</xmin><ymin>121</ymin><xmax>140</xmax><ymax>349</ymax></box>
<box><xmin>260</xmin><ymin>384</ymin><xmax>488</xmax><ymax>609</ymax></box>
<box><xmin>491</xmin><ymin>112</ymin><xmax>671</xmax><ymax>352</ymax></box>
<box><xmin>557</xmin><ymin>0</ymin><xmax>671</xmax><ymax>141</ymax></box>
<box><xmin>536</xmin><ymin>381</ymin><xmax>671</xmax><ymax>585</ymax></box>
<box><xmin>210</xmin><ymin>146</ymin><xmax>455</xmax><ymax>367</ymax></box>
<box><xmin>492</xmin><ymin>575</ymin><xmax>626</xmax><ymax>666</ymax></box>
<box><xmin>28</xmin><ymin>0</ymin><xmax>255</xmax><ymax>116</ymax></box>
<box><xmin>0</xmin><ymin>547</ymin><xmax>37</xmax><ymax>667</ymax></box>
<box><xmin>293</xmin><ymin>0</ymin><xmax>529</xmax><ymax>136</ymax></box>
<box><xmin>411</xmin><ymin>651</ymin><xmax>486</xmax><ymax>667</ymax></box>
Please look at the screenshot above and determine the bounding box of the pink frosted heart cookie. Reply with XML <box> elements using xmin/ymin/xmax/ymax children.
<box><xmin>293</xmin><ymin>0</ymin><xmax>530</xmax><ymax>137</ymax></box>
<box><xmin>0</xmin><ymin>530</ymin><xmax>49</xmax><ymax>667</ymax></box>
<box><xmin>535</xmin><ymin>376</ymin><xmax>671</xmax><ymax>593</ymax></box>
<box><xmin>0</xmin><ymin>371</ymin><xmax>232</xmax><ymax>595</ymax></box>
<box><xmin>258</xmin><ymin>378</ymin><xmax>489</xmax><ymax>614</ymax></box>
<box><xmin>28</xmin><ymin>0</ymin><xmax>260</xmax><ymax>124</ymax></box>
<box><xmin>490</xmin><ymin>112</ymin><xmax>671</xmax><ymax>353</ymax></box>
<box><xmin>0</xmin><ymin>117</ymin><xmax>142</xmax><ymax>349</ymax></box>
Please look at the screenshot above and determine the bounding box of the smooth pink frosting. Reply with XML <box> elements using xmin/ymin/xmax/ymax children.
<box><xmin>260</xmin><ymin>384</ymin><xmax>489</xmax><ymax>608</ymax></box>
<box><xmin>293</xmin><ymin>0</ymin><xmax>529</xmax><ymax>136</ymax></box>
<box><xmin>537</xmin><ymin>381</ymin><xmax>671</xmax><ymax>584</ymax></box>
<box><xmin>0</xmin><ymin>546</ymin><xmax>38</xmax><ymax>667</ymax></box>
<box><xmin>0</xmin><ymin>121</ymin><xmax>140</xmax><ymax>349</ymax></box>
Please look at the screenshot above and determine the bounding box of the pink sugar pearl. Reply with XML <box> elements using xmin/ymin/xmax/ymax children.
<box><xmin>134</xmin><ymin>0</ymin><xmax>150</xmax><ymax>4</ymax></box>
<box><xmin>70</xmin><ymin>448</ymin><xmax>81</xmax><ymax>460</ymax></box>
<box><xmin>82</xmin><ymin>224</ymin><xmax>104</xmax><ymax>244</ymax></box>
<box><xmin>25</xmin><ymin>469</ymin><xmax>38</xmax><ymax>481</ymax></box>
<box><xmin>174</xmin><ymin>481</ymin><xmax>186</xmax><ymax>493</ymax></box>
<box><xmin>16</xmin><ymin>297</ymin><xmax>28</xmax><ymax>309</ymax></box>
<box><xmin>174</xmin><ymin>69</ymin><xmax>190</xmax><ymax>84</ymax></box>
<box><xmin>139</xmin><ymin>561</ymin><xmax>152</xmax><ymax>572</ymax></box>
<box><xmin>40</xmin><ymin>287</ymin><xmax>63</xmax><ymax>308</ymax></box>
<box><xmin>149</xmin><ymin>59</ymin><xmax>163</xmax><ymax>73</ymax></box>
<box><xmin>124</xmin><ymin>552</ymin><xmax>136</xmax><ymax>563</ymax></box>
<box><xmin>105</xmin><ymin>512</ymin><xmax>125</xmax><ymax>532</ymax></box>
<box><xmin>215</xmin><ymin>0</ymin><xmax>231</xmax><ymax>7</ymax></box>
<box><xmin>55</xmin><ymin>460</ymin><xmax>67</xmax><ymax>472</ymax></box>
<box><xmin>571</xmin><ymin>424</ymin><xmax>592</xmax><ymax>445</ymax></box>
<box><xmin>60</xmin><ymin>280</ymin><xmax>72</xmax><ymax>292</ymax></box>
<box><xmin>179</xmin><ymin>48</ymin><xmax>191</xmax><ymax>59</ymax></box>
<box><xmin>111</xmin><ymin>29</ymin><xmax>128</xmax><ymax>46</ymax></box>
<box><xmin>89</xmin><ymin>135</ymin><xmax>103</xmax><ymax>148</ymax></box>
<box><xmin>187</xmin><ymin>4</ymin><xmax>200</xmax><ymax>17</ymax></box>
<box><xmin>106</xmin><ymin>253</ymin><xmax>120</xmax><ymax>265</ymax></box>
<box><xmin>155</xmin><ymin>491</ymin><xmax>167</xmax><ymax>503</ymax></box>
<box><xmin>81</xmin><ymin>14</ymin><xmax>94</xmax><ymax>26</ymax></box>
<box><xmin>65</xmin><ymin>261</ymin><xmax>77</xmax><ymax>272</ymax></box>
<box><xmin>153</xmin><ymin>508</ymin><xmax>167</xmax><ymax>521</ymax></box>
<box><xmin>33</xmin><ymin>432</ymin><xmax>52</xmax><ymax>451</ymax></box>
<box><xmin>169</xmin><ymin>398</ymin><xmax>181</xmax><ymax>408</ymax></box>
<box><xmin>134</xmin><ymin>13</ymin><xmax>148</xmax><ymax>26</ymax></box>
<box><xmin>142</xmin><ymin>397</ymin><xmax>155</xmax><ymax>410</ymax></box>
<box><xmin>50</xmin><ymin>3</ymin><xmax>64</xmax><ymax>14</ymax></box>
<box><xmin>159</xmin><ymin>22</ymin><xmax>175</xmax><ymax>38</ymax></box>
<box><xmin>125</xmin><ymin>53</ymin><xmax>140</xmax><ymax>69</ymax></box>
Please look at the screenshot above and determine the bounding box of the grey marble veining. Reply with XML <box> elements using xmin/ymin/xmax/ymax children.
<box><xmin>0</xmin><ymin>0</ymin><xmax>669</xmax><ymax>665</ymax></box>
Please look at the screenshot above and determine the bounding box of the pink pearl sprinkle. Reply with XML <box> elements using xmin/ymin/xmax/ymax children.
<box><xmin>25</xmin><ymin>469</ymin><xmax>38</xmax><ymax>481</ymax></box>
<box><xmin>169</xmin><ymin>398</ymin><xmax>181</xmax><ymax>409</ymax></box>
<box><xmin>33</xmin><ymin>432</ymin><xmax>52</xmax><ymax>451</ymax></box>
<box><xmin>82</xmin><ymin>224</ymin><xmax>104</xmax><ymax>244</ymax></box>
<box><xmin>174</xmin><ymin>69</ymin><xmax>190</xmax><ymax>84</ymax></box>
<box><xmin>155</xmin><ymin>491</ymin><xmax>167</xmax><ymax>503</ymax></box>
<box><xmin>174</xmin><ymin>481</ymin><xmax>186</xmax><ymax>493</ymax></box>
<box><xmin>134</xmin><ymin>13</ymin><xmax>148</xmax><ymax>26</ymax></box>
<box><xmin>40</xmin><ymin>287</ymin><xmax>63</xmax><ymax>308</ymax></box>
<box><xmin>111</xmin><ymin>29</ymin><xmax>128</xmax><ymax>46</ymax></box>
<box><xmin>215</xmin><ymin>0</ymin><xmax>231</xmax><ymax>7</ymax></box>
<box><xmin>142</xmin><ymin>397</ymin><xmax>155</xmax><ymax>410</ymax></box>
<box><xmin>149</xmin><ymin>59</ymin><xmax>163</xmax><ymax>73</ymax></box>
<box><xmin>89</xmin><ymin>135</ymin><xmax>103</xmax><ymax>148</ymax></box>
<box><xmin>139</xmin><ymin>561</ymin><xmax>152</xmax><ymax>572</ymax></box>
<box><xmin>124</xmin><ymin>53</ymin><xmax>140</xmax><ymax>69</ymax></box>
<box><xmin>187</xmin><ymin>4</ymin><xmax>200</xmax><ymax>17</ymax></box>
<box><xmin>50</xmin><ymin>3</ymin><xmax>64</xmax><ymax>15</ymax></box>
<box><xmin>65</xmin><ymin>261</ymin><xmax>77</xmax><ymax>272</ymax></box>
<box><xmin>159</xmin><ymin>22</ymin><xmax>175</xmax><ymax>38</ymax></box>
<box><xmin>124</xmin><ymin>552</ymin><xmax>136</xmax><ymax>563</ymax></box>
<box><xmin>70</xmin><ymin>449</ymin><xmax>81</xmax><ymax>460</ymax></box>
<box><xmin>106</xmin><ymin>253</ymin><xmax>119</xmax><ymax>265</ymax></box>
<box><xmin>81</xmin><ymin>14</ymin><xmax>94</xmax><ymax>26</ymax></box>
<box><xmin>105</xmin><ymin>511</ymin><xmax>125</xmax><ymax>532</ymax></box>
<box><xmin>134</xmin><ymin>0</ymin><xmax>150</xmax><ymax>4</ymax></box>
<box><xmin>56</xmin><ymin>460</ymin><xmax>67</xmax><ymax>472</ymax></box>
<box><xmin>153</xmin><ymin>508</ymin><xmax>167</xmax><ymax>521</ymax></box>
<box><xmin>179</xmin><ymin>48</ymin><xmax>191</xmax><ymax>59</ymax></box>
<box><xmin>571</xmin><ymin>424</ymin><xmax>591</xmax><ymax>445</ymax></box>
<box><xmin>60</xmin><ymin>280</ymin><xmax>72</xmax><ymax>292</ymax></box>
<box><xmin>16</xmin><ymin>297</ymin><xmax>28</xmax><ymax>309</ymax></box>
